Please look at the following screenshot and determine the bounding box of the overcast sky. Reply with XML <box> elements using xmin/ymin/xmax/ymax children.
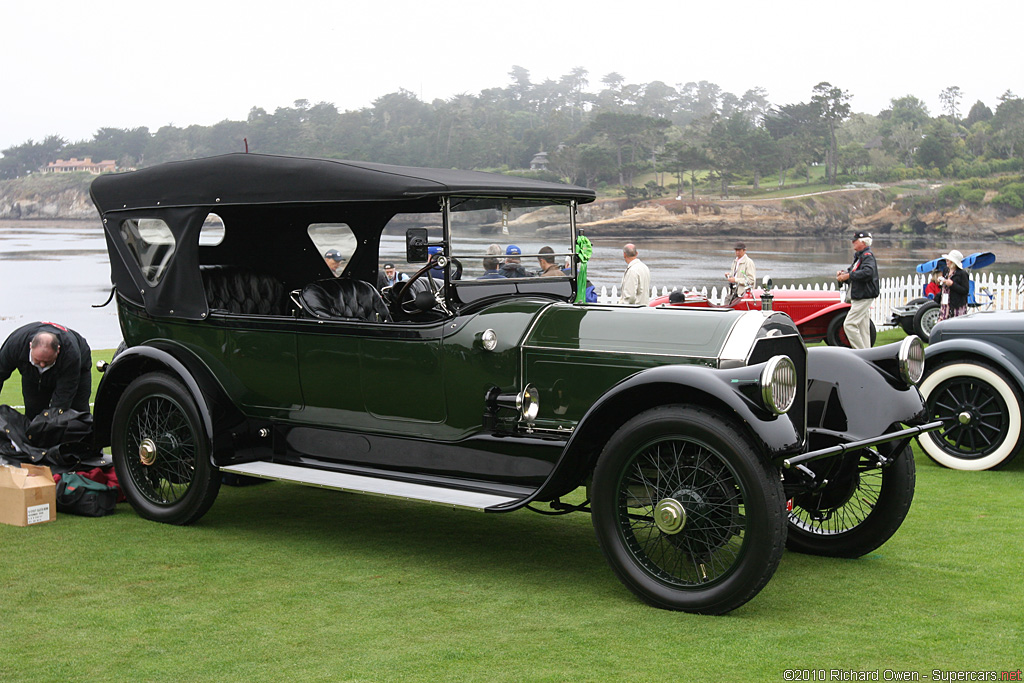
<box><xmin>2</xmin><ymin>0</ymin><xmax>1021</xmax><ymax>153</ymax></box>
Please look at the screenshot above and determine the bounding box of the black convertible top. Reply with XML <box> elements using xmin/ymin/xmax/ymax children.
<box><xmin>90</xmin><ymin>153</ymin><xmax>596</xmax><ymax>213</ymax></box>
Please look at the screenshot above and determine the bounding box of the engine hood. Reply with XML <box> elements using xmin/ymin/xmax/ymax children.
<box><xmin>931</xmin><ymin>310</ymin><xmax>1024</xmax><ymax>342</ymax></box>
<box><xmin>524</xmin><ymin>303</ymin><xmax>798</xmax><ymax>365</ymax></box>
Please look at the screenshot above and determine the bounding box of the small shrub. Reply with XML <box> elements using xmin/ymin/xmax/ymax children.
<box><xmin>937</xmin><ymin>185</ymin><xmax>962</xmax><ymax>206</ymax></box>
<box><xmin>991</xmin><ymin>192</ymin><xmax>1024</xmax><ymax>211</ymax></box>
<box><xmin>962</xmin><ymin>188</ymin><xmax>986</xmax><ymax>204</ymax></box>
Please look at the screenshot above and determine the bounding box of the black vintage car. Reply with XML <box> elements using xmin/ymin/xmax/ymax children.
<box><xmin>918</xmin><ymin>311</ymin><xmax>1024</xmax><ymax>470</ymax></box>
<box><xmin>89</xmin><ymin>153</ymin><xmax>938</xmax><ymax>614</ymax></box>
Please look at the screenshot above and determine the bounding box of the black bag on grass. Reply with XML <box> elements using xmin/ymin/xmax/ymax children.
<box><xmin>56</xmin><ymin>472</ymin><xmax>118</xmax><ymax>517</ymax></box>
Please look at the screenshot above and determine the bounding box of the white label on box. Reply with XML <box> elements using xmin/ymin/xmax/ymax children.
<box><xmin>26</xmin><ymin>503</ymin><xmax>50</xmax><ymax>525</ymax></box>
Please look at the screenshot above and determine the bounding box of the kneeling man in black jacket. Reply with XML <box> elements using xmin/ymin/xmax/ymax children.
<box><xmin>0</xmin><ymin>321</ymin><xmax>92</xmax><ymax>419</ymax></box>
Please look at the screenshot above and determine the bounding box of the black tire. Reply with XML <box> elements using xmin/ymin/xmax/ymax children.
<box><xmin>826</xmin><ymin>312</ymin><xmax>877</xmax><ymax>347</ymax></box>
<box><xmin>913</xmin><ymin>300</ymin><xmax>940</xmax><ymax>343</ymax></box>
<box><xmin>111</xmin><ymin>372</ymin><xmax>221</xmax><ymax>525</ymax></box>
<box><xmin>591</xmin><ymin>406</ymin><xmax>786</xmax><ymax>614</ymax></box>
<box><xmin>786</xmin><ymin>444</ymin><xmax>915</xmax><ymax>557</ymax></box>
<box><xmin>917</xmin><ymin>360</ymin><xmax>1024</xmax><ymax>470</ymax></box>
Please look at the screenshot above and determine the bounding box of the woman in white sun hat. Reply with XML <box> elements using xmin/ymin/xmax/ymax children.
<box><xmin>938</xmin><ymin>249</ymin><xmax>970</xmax><ymax>321</ymax></box>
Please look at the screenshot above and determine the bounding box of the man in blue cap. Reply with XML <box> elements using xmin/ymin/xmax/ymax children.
<box><xmin>324</xmin><ymin>249</ymin><xmax>345</xmax><ymax>277</ymax></box>
<box><xmin>499</xmin><ymin>245</ymin><xmax>532</xmax><ymax>278</ymax></box>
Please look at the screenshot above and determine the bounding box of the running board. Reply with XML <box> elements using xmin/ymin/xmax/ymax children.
<box><xmin>220</xmin><ymin>461</ymin><xmax>521</xmax><ymax>511</ymax></box>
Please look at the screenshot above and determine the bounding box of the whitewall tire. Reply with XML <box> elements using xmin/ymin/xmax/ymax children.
<box><xmin>918</xmin><ymin>361</ymin><xmax>1023</xmax><ymax>470</ymax></box>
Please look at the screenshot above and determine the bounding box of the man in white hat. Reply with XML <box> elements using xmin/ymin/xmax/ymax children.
<box><xmin>836</xmin><ymin>231</ymin><xmax>878</xmax><ymax>349</ymax></box>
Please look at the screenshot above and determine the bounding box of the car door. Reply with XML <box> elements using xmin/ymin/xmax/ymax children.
<box><xmin>296</xmin><ymin>318</ymin><xmax>446</xmax><ymax>432</ymax></box>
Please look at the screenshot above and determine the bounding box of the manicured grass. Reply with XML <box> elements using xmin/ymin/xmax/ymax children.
<box><xmin>2</xmin><ymin>343</ymin><xmax>1021</xmax><ymax>681</ymax></box>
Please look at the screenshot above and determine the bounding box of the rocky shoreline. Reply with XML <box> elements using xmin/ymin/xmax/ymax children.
<box><xmin>575</xmin><ymin>190</ymin><xmax>1024</xmax><ymax>240</ymax></box>
<box><xmin>4</xmin><ymin>178</ymin><xmax>1024</xmax><ymax>240</ymax></box>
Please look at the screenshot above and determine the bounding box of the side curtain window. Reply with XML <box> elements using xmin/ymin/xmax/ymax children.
<box><xmin>307</xmin><ymin>223</ymin><xmax>357</xmax><ymax>277</ymax></box>
<box><xmin>118</xmin><ymin>218</ymin><xmax>175</xmax><ymax>285</ymax></box>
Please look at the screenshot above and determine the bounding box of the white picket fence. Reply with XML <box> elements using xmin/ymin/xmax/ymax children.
<box><xmin>597</xmin><ymin>272</ymin><xmax>1024</xmax><ymax>327</ymax></box>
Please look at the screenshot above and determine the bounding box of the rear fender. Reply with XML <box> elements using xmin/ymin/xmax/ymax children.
<box><xmin>788</xmin><ymin>301</ymin><xmax>848</xmax><ymax>327</ymax></box>
<box><xmin>93</xmin><ymin>343</ymin><xmax>246</xmax><ymax>462</ymax></box>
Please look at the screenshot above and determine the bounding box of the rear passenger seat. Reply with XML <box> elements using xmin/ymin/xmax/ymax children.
<box><xmin>200</xmin><ymin>265</ymin><xmax>287</xmax><ymax>315</ymax></box>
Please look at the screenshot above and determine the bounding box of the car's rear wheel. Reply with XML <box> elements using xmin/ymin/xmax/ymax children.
<box><xmin>785</xmin><ymin>443</ymin><xmax>915</xmax><ymax>557</ymax></box>
<box><xmin>826</xmin><ymin>312</ymin><xmax>877</xmax><ymax>347</ymax></box>
<box><xmin>913</xmin><ymin>300</ymin><xmax>941</xmax><ymax>342</ymax></box>
<box><xmin>591</xmin><ymin>406</ymin><xmax>786</xmax><ymax>614</ymax></box>
<box><xmin>917</xmin><ymin>360</ymin><xmax>1023</xmax><ymax>470</ymax></box>
<box><xmin>111</xmin><ymin>372</ymin><xmax>221</xmax><ymax>524</ymax></box>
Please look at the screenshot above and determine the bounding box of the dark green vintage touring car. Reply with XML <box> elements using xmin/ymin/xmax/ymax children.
<box><xmin>90</xmin><ymin>153</ymin><xmax>938</xmax><ymax>614</ymax></box>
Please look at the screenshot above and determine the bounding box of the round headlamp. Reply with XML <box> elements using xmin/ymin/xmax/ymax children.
<box><xmin>760</xmin><ymin>355</ymin><xmax>797</xmax><ymax>415</ymax></box>
<box><xmin>898</xmin><ymin>335</ymin><xmax>926</xmax><ymax>385</ymax></box>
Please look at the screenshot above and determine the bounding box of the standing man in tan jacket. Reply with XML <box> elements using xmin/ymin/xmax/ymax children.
<box><xmin>618</xmin><ymin>243</ymin><xmax>652</xmax><ymax>304</ymax></box>
<box><xmin>725</xmin><ymin>241</ymin><xmax>756</xmax><ymax>305</ymax></box>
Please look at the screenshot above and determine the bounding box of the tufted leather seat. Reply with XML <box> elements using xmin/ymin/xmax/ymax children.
<box><xmin>201</xmin><ymin>266</ymin><xmax>287</xmax><ymax>315</ymax></box>
<box><xmin>299</xmin><ymin>278</ymin><xmax>392</xmax><ymax>322</ymax></box>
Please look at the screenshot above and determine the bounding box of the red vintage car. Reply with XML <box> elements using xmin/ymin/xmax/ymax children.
<box><xmin>649</xmin><ymin>287</ymin><xmax>877</xmax><ymax>347</ymax></box>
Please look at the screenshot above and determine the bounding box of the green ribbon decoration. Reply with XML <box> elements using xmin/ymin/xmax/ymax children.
<box><xmin>574</xmin><ymin>234</ymin><xmax>593</xmax><ymax>303</ymax></box>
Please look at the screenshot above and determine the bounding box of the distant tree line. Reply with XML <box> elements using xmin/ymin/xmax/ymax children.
<box><xmin>3</xmin><ymin>67</ymin><xmax>1024</xmax><ymax>198</ymax></box>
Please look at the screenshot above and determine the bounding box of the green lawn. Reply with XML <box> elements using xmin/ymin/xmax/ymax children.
<box><xmin>2</xmin><ymin>343</ymin><xmax>1021</xmax><ymax>681</ymax></box>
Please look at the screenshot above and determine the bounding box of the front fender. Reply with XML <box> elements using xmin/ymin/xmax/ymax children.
<box><xmin>925</xmin><ymin>338</ymin><xmax>1024</xmax><ymax>395</ymax></box>
<box><xmin>533</xmin><ymin>362</ymin><xmax>805</xmax><ymax>500</ymax></box>
<box><xmin>806</xmin><ymin>345</ymin><xmax>928</xmax><ymax>445</ymax></box>
<box><xmin>93</xmin><ymin>343</ymin><xmax>246</xmax><ymax>461</ymax></box>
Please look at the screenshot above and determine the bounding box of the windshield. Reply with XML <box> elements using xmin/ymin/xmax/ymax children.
<box><xmin>448</xmin><ymin>198</ymin><xmax>574</xmax><ymax>281</ymax></box>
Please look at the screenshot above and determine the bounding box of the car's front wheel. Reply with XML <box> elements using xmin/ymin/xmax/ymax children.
<box><xmin>111</xmin><ymin>372</ymin><xmax>221</xmax><ymax>524</ymax></box>
<box><xmin>591</xmin><ymin>406</ymin><xmax>786</xmax><ymax>614</ymax></box>
<box><xmin>917</xmin><ymin>360</ymin><xmax>1023</xmax><ymax>470</ymax></box>
<box><xmin>786</xmin><ymin>443</ymin><xmax>915</xmax><ymax>557</ymax></box>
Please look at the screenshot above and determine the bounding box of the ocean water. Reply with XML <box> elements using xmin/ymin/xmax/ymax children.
<box><xmin>3</xmin><ymin>219</ymin><xmax>1022</xmax><ymax>350</ymax></box>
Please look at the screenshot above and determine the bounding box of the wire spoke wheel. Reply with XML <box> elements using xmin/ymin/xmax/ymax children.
<box><xmin>124</xmin><ymin>395</ymin><xmax>198</xmax><ymax>505</ymax></box>
<box><xmin>112</xmin><ymin>373</ymin><xmax>221</xmax><ymax>525</ymax></box>
<box><xmin>619</xmin><ymin>438</ymin><xmax>745</xmax><ymax>587</ymax></box>
<box><xmin>789</xmin><ymin>455</ymin><xmax>882</xmax><ymax>536</ymax></box>
<box><xmin>785</xmin><ymin>444</ymin><xmax>915</xmax><ymax>558</ymax></box>
<box><xmin>592</xmin><ymin>406</ymin><xmax>784</xmax><ymax>614</ymax></box>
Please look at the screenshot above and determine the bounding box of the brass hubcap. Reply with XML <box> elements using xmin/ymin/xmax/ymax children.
<box><xmin>139</xmin><ymin>438</ymin><xmax>157</xmax><ymax>466</ymax></box>
<box><xmin>653</xmin><ymin>498</ymin><xmax>687</xmax><ymax>535</ymax></box>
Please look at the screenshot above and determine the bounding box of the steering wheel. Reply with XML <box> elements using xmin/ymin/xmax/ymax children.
<box><xmin>389</xmin><ymin>256</ymin><xmax>443</xmax><ymax>315</ymax></box>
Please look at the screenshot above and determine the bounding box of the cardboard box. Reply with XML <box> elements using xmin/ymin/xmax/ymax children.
<box><xmin>0</xmin><ymin>464</ymin><xmax>57</xmax><ymax>526</ymax></box>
